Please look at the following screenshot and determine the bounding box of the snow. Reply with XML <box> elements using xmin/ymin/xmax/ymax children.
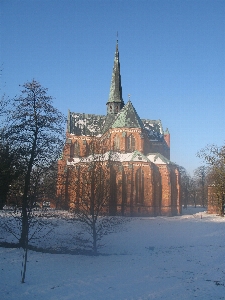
<box><xmin>1</xmin><ymin>207</ymin><xmax>225</xmax><ymax>300</ymax></box>
<box><xmin>67</xmin><ymin>151</ymin><xmax>150</xmax><ymax>165</ymax></box>
<box><xmin>147</xmin><ymin>154</ymin><xmax>167</xmax><ymax>164</ymax></box>
<box><xmin>67</xmin><ymin>151</ymin><xmax>176</xmax><ymax>166</ymax></box>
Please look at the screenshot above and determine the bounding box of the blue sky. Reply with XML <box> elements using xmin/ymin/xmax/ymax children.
<box><xmin>1</xmin><ymin>0</ymin><xmax>225</xmax><ymax>174</ymax></box>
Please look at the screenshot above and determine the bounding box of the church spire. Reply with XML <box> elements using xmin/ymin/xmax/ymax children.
<box><xmin>107</xmin><ymin>38</ymin><xmax>124</xmax><ymax>115</ymax></box>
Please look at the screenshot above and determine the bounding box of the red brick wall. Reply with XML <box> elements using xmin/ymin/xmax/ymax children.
<box><xmin>57</xmin><ymin>130</ymin><xmax>180</xmax><ymax>216</ymax></box>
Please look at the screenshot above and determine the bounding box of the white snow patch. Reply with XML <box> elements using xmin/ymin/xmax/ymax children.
<box><xmin>147</xmin><ymin>154</ymin><xmax>167</xmax><ymax>164</ymax></box>
<box><xmin>1</xmin><ymin>207</ymin><xmax>225</xmax><ymax>300</ymax></box>
<box><xmin>67</xmin><ymin>151</ymin><xmax>149</xmax><ymax>165</ymax></box>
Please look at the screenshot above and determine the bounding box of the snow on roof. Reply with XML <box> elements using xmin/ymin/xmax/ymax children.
<box><xmin>147</xmin><ymin>153</ymin><xmax>175</xmax><ymax>165</ymax></box>
<box><xmin>68</xmin><ymin>111</ymin><xmax>166</xmax><ymax>142</ymax></box>
<box><xmin>67</xmin><ymin>151</ymin><xmax>150</xmax><ymax>166</ymax></box>
<box><xmin>69</xmin><ymin>112</ymin><xmax>106</xmax><ymax>136</ymax></box>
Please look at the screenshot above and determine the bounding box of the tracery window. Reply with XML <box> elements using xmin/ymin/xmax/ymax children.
<box><xmin>73</xmin><ymin>141</ymin><xmax>80</xmax><ymax>157</ymax></box>
<box><xmin>135</xmin><ymin>168</ymin><xmax>144</xmax><ymax>204</ymax></box>
<box><xmin>127</xmin><ymin>134</ymin><xmax>135</xmax><ymax>152</ymax></box>
<box><xmin>113</xmin><ymin>135</ymin><xmax>120</xmax><ymax>151</ymax></box>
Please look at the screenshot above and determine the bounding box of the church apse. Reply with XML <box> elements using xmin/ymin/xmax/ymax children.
<box><xmin>57</xmin><ymin>40</ymin><xmax>181</xmax><ymax>216</ymax></box>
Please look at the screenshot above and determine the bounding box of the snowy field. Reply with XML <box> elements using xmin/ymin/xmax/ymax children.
<box><xmin>1</xmin><ymin>207</ymin><xmax>225</xmax><ymax>300</ymax></box>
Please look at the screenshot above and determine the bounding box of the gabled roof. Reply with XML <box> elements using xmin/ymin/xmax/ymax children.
<box><xmin>111</xmin><ymin>100</ymin><xmax>144</xmax><ymax>129</ymax></box>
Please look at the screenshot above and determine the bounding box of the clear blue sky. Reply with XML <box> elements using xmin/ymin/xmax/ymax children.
<box><xmin>1</xmin><ymin>0</ymin><xmax>225</xmax><ymax>174</ymax></box>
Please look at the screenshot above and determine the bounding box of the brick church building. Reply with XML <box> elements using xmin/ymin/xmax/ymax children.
<box><xmin>57</xmin><ymin>41</ymin><xmax>182</xmax><ymax>216</ymax></box>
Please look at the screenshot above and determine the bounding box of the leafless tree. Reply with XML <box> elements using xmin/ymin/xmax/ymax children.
<box><xmin>5</xmin><ymin>80</ymin><xmax>65</xmax><ymax>282</ymax></box>
<box><xmin>193</xmin><ymin>166</ymin><xmax>207</xmax><ymax>207</ymax></box>
<box><xmin>69</xmin><ymin>150</ymin><xmax>125</xmax><ymax>255</ymax></box>
<box><xmin>177</xmin><ymin>166</ymin><xmax>191</xmax><ymax>209</ymax></box>
<box><xmin>198</xmin><ymin>144</ymin><xmax>225</xmax><ymax>216</ymax></box>
<box><xmin>188</xmin><ymin>177</ymin><xmax>198</xmax><ymax>207</ymax></box>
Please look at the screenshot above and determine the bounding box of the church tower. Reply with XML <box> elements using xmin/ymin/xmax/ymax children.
<box><xmin>106</xmin><ymin>40</ymin><xmax>124</xmax><ymax>115</ymax></box>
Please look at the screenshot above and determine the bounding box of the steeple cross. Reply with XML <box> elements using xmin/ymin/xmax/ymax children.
<box><xmin>128</xmin><ymin>94</ymin><xmax>131</xmax><ymax>101</ymax></box>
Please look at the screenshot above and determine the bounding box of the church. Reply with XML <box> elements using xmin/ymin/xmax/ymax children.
<box><xmin>57</xmin><ymin>41</ymin><xmax>182</xmax><ymax>216</ymax></box>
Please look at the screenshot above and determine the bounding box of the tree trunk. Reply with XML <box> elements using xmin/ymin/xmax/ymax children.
<box><xmin>0</xmin><ymin>198</ymin><xmax>4</xmax><ymax>210</ymax></box>
<box><xmin>92</xmin><ymin>222</ymin><xmax>97</xmax><ymax>255</ymax></box>
<box><xmin>21</xmin><ymin>235</ymin><xmax>29</xmax><ymax>283</ymax></box>
<box><xmin>19</xmin><ymin>205</ymin><xmax>29</xmax><ymax>248</ymax></box>
<box><xmin>19</xmin><ymin>132</ymin><xmax>37</xmax><ymax>248</ymax></box>
<box><xmin>192</xmin><ymin>192</ymin><xmax>196</xmax><ymax>208</ymax></box>
<box><xmin>220</xmin><ymin>195</ymin><xmax>224</xmax><ymax>217</ymax></box>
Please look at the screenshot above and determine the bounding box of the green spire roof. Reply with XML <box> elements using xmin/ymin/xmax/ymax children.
<box><xmin>111</xmin><ymin>100</ymin><xmax>144</xmax><ymax>128</ymax></box>
<box><xmin>108</xmin><ymin>40</ymin><xmax>124</xmax><ymax>104</ymax></box>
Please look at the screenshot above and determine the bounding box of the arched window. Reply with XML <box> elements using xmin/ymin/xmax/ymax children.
<box><xmin>127</xmin><ymin>134</ymin><xmax>135</xmax><ymax>152</ymax></box>
<box><xmin>89</xmin><ymin>142</ymin><xmax>94</xmax><ymax>155</ymax></box>
<box><xmin>74</xmin><ymin>141</ymin><xmax>80</xmax><ymax>157</ymax></box>
<box><xmin>135</xmin><ymin>168</ymin><xmax>144</xmax><ymax>204</ymax></box>
<box><xmin>113</xmin><ymin>135</ymin><xmax>120</xmax><ymax>151</ymax></box>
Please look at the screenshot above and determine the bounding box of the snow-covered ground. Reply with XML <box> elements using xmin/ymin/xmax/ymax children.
<box><xmin>1</xmin><ymin>207</ymin><xmax>225</xmax><ymax>300</ymax></box>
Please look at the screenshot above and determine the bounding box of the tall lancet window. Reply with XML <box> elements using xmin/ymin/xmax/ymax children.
<box><xmin>113</xmin><ymin>135</ymin><xmax>120</xmax><ymax>151</ymax></box>
<box><xmin>127</xmin><ymin>134</ymin><xmax>135</xmax><ymax>152</ymax></box>
<box><xmin>73</xmin><ymin>141</ymin><xmax>80</xmax><ymax>157</ymax></box>
<box><xmin>135</xmin><ymin>168</ymin><xmax>144</xmax><ymax>204</ymax></box>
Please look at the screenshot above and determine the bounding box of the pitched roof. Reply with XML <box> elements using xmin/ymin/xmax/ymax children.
<box><xmin>101</xmin><ymin>113</ymin><xmax>116</xmax><ymax>134</ymax></box>
<box><xmin>68</xmin><ymin>112</ymin><xmax>106</xmax><ymax>136</ymax></box>
<box><xmin>68</xmin><ymin>109</ymin><xmax>165</xmax><ymax>141</ymax></box>
<box><xmin>111</xmin><ymin>100</ymin><xmax>144</xmax><ymax>129</ymax></box>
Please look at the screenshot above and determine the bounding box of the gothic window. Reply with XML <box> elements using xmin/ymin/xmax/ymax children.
<box><xmin>135</xmin><ymin>168</ymin><xmax>144</xmax><ymax>204</ymax></box>
<box><xmin>74</xmin><ymin>141</ymin><xmax>80</xmax><ymax>157</ymax></box>
<box><xmin>127</xmin><ymin>134</ymin><xmax>135</xmax><ymax>152</ymax></box>
<box><xmin>113</xmin><ymin>135</ymin><xmax>120</xmax><ymax>151</ymax></box>
<box><xmin>70</xmin><ymin>144</ymin><xmax>74</xmax><ymax>158</ymax></box>
<box><xmin>88</xmin><ymin>142</ymin><xmax>95</xmax><ymax>155</ymax></box>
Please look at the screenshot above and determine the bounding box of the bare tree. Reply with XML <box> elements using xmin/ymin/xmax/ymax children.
<box><xmin>188</xmin><ymin>177</ymin><xmax>198</xmax><ymax>207</ymax></box>
<box><xmin>193</xmin><ymin>166</ymin><xmax>207</xmax><ymax>207</ymax></box>
<box><xmin>0</xmin><ymin>143</ymin><xmax>23</xmax><ymax>209</ymax></box>
<box><xmin>198</xmin><ymin>144</ymin><xmax>225</xmax><ymax>216</ymax></box>
<box><xmin>69</xmin><ymin>150</ymin><xmax>124</xmax><ymax>255</ymax></box>
<box><xmin>0</xmin><ymin>94</ymin><xmax>8</xmax><ymax>117</ymax></box>
<box><xmin>0</xmin><ymin>94</ymin><xmax>23</xmax><ymax>209</ymax></box>
<box><xmin>6</xmin><ymin>80</ymin><xmax>65</xmax><ymax>282</ymax></box>
<box><xmin>177</xmin><ymin>166</ymin><xmax>191</xmax><ymax>209</ymax></box>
